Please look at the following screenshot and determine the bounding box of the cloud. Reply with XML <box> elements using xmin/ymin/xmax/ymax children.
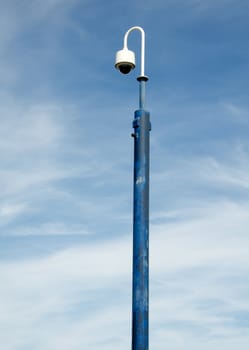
<box><xmin>1</xmin><ymin>198</ymin><xmax>249</xmax><ymax>349</ymax></box>
<box><xmin>223</xmin><ymin>103</ymin><xmax>249</xmax><ymax>124</ymax></box>
<box><xmin>7</xmin><ymin>222</ymin><xmax>90</xmax><ymax>236</ymax></box>
<box><xmin>0</xmin><ymin>202</ymin><xmax>28</xmax><ymax>223</ymax></box>
<box><xmin>0</xmin><ymin>101</ymin><xmax>85</xmax><ymax>235</ymax></box>
<box><xmin>0</xmin><ymin>0</ymin><xmax>90</xmax><ymax>96</ymax></box>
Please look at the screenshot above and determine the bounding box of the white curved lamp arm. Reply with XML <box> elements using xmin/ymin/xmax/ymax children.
<box><xmin>123</xmin><ymin>26</ymin><xmax>145</xmax><ymax>77</ymax></box>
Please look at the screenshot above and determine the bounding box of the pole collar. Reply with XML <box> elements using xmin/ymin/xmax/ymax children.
<box><xmin>137</xmin><ymin>76</ymin><xmax>149</xmax><ymax>82</ymax></box>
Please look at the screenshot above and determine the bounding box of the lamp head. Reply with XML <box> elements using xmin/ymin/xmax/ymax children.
<box><xmin>115</xmin><ymin>48</ymin><xmax>135</xmax><ymax>74</ymax></box>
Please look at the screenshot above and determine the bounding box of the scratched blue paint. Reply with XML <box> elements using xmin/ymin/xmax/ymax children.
<box><xmin>132</xmin><ymin>92</ymin><xmax>151</xmax><ymax>350</ymax></box>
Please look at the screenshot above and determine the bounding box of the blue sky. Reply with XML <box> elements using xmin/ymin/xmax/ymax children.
<box><xmin>0</xmin><ymin>0</ymin><xmax>249</xmax><ymax>349</ymax></box>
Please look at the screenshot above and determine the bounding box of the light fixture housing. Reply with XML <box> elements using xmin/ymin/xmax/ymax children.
<box><xmin>115</xmin><ymin>48</ymin><xmax>135</xmax><ymax>74</ymax></box>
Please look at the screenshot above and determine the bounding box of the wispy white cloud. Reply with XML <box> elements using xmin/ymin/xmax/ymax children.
<box><xmin>0</xmin><ymin>202</ymin><xmax>28</xmax><ymax>222</ymax></box>
<box><xmin>1</xmin><ymin>199</ymin><xmax>249</xmax><ymax>349</ymax></box>
<box><xmin>223</xmin><ymin>103</ymin><xmax>249</xmax><ymax>124</ymax></box>
<box><xmin>8</xmin><ymin>222</ymin><xmax>90</xmax><ymax>236</ymax></box>
<box><xmin>0</xmin><ymin>0</ymin><xmax>91</xmax><ymax>96</ymax></box>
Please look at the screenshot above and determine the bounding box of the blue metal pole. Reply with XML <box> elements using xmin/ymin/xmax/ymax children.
<box><xmin>132</xmin><ymin>76</ymin><xmax>150</xmax><ymax>350</ymax></box>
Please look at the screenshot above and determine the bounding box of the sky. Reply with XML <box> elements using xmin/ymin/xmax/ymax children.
<box><xmin>0</xmin><ymin>0</ymin><xmax>249</xmax><ymax>349</ymax></box>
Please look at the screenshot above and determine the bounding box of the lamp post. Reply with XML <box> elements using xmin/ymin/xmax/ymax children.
<box><xmin>115</xmin><ymin>26</ymin><xmax>151</xmax><ymax>350</ymax></box>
